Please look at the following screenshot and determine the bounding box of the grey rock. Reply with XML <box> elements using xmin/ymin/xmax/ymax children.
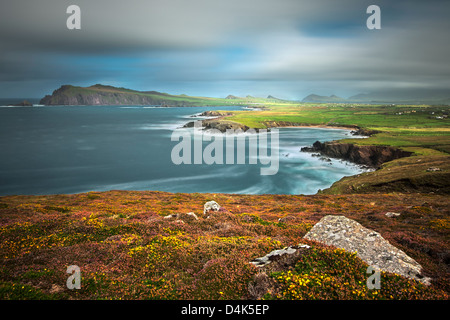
<box><xmin>250</xmin><ymin>244</ymin><xmax>310</xmax><ymax>268</ymax></box>
<box><xmin>304</xmin><ymin>215</ymin><xmax>430</xmax><ymax>285</ymax></box>
<box><xmin>385</xmin><ymin>212</ymin><xmax>401</xmax><ymax>218</ymax></box>
<box><xmin>203</xmin><ymin>201</ymin><xmax>221</xmax><ymax>216</ymax></box>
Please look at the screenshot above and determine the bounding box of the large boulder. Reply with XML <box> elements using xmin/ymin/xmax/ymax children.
<box><xmin>203</xmin><ymin>201</ymin><xmax>221</xmax><ymax>216</ymax></box>
<box><xmin>304</xmin><ymin>215</ymin><xmax>430</xmax><ymax>285</ymax></box>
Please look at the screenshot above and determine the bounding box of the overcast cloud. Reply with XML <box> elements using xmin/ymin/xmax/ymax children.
<box><xmin>0</xmin><ymin>0</ymin><xmax>449</xmax><ymax>99</ymax></box>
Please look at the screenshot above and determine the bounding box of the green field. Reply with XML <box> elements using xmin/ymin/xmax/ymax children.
<box><xmin>225</xmin><ymin>103</ymin><xmax>450</xmax><ymax>155</ymax></box>
<box><xmin>209</xmin><ymin>103</ymin><xmax>450</xmax><ymax>194</ymax></box>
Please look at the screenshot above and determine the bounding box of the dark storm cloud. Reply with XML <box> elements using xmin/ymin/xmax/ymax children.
<box><xmin>0</xmin><ymin>0</ymin><xmax>449</xmax><ymax>98</ymax></box>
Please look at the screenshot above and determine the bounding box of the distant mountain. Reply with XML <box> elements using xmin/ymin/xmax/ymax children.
<box><xmin>225</xmin><ymin>95</ymin><xmax>240</xmax><ymax>99</ymax></box>
<box><xmin>40</xmin><ymin>84</ymin><xmax>218</xmax><ymax>106</ymax></box>
<box><xmin>302</xmin><ymin>89</ymin><xmax>450</xmax><ymax>104</ymax></box>
<box><xmin>346</xmin><ymin>90</ymin><xmax>450</xmax><ymax>104</ymax></box>
<box><xmin>267</xmin><ymin>95</ymin><xmax>281</xmax><ymax>100</ymax></box>
<box><xmin>302</xmin><ymin>94</ymin><xmax>346</xmax><ymax>103</ymax></box>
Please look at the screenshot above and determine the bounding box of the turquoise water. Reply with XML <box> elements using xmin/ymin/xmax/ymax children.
<box><xmin>0</xmin><ymin>105</ymin><xmax>365</xmax><ymax>195</ymax></box>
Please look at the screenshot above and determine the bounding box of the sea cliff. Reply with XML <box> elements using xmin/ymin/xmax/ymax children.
<box><xmin>301</xmin><ymin>141</ymin><xmax>413</xmax><ymax>168</ymax></box>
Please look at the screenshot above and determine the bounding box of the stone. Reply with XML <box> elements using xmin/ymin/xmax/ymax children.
<box><xmin>203</xmin><ymin>201</ymin><xmax>221</xmax><ymax>216</ymax></box>
<box><xmin>185</xmin><ymin>212</ymin><xmax>199</xmax><ymax>220</ymax></box>
<box><xmin>250</xmin><ymin>244</ymin><xmax>310</xmax><ymax>268</ymax></box>
<box><xmin>164</xmin><ymin>212</ymin><xmax>198</xmax><ymax>221</ymax></box>
<box><xmin>164</xmin><ymin>214</ymin><xmax>177</xmax><ymax>219</ymax></box>
<box><xmin>385</xmin><ymin>212</ymin><xmax>401</xmax><ymax>218</ymax></box>
<box><xmin>304</xmin><ymin>215</ymin><xmax>430</xmax><ymax>285</ymax></box>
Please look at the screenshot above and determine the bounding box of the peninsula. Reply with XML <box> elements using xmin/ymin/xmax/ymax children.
<box><xmin>39</xmin><ymin>84</ymin><xmax>283</xmax><ymax>107</ymax></box>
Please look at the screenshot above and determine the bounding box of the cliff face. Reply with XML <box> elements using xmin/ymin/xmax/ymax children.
<box><xmin>183</xmin><ymin>119</ymin><xmax>252</xmax><ymax>132</ymax></box>
<box><xmin>302</xmin><ymin>141</ymin><xmax>413</xmax><ymax>168</ymax></box>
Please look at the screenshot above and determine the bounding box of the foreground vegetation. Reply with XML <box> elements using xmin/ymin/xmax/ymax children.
<box><xmin>0</xmin><ymin>191</ymin><xmax>448</xmax><ymax>300</ymax></box>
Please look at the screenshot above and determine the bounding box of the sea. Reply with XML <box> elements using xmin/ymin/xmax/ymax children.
<box><xmin>0</xmin><ymin>102</ymin><xmax>367</xmax><ymax>196</ymax></box>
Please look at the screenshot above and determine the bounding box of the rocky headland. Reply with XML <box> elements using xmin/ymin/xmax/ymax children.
<box><xmin>301</xmin><ymin>141</ymin><xmax>413</xmax><ymax>168</ymax></box>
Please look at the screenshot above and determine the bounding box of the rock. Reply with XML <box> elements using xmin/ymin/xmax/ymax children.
<box><xmin>164</xmin><ymin>212</ymin><xmax>199</xmax><ymax>221</ymax></box>
<box><xmin>199</xmin><ymin>110</ymin><xmax>233</xmax><ymax>117</ymax></box>
<box><xmin>304</xmin><ymin>215</ymin><xmax>430</xmax><ymax>285</ymax></box>
<box><xmin>203</xmin><ymin>201</ymin><xmax>221</xmax><ymax>216</ymax></box>
<box><xmin>182</xmin><ymin>121</ymin><xmax>195</xmax><ymax>128</ymax></box>
<box><xmin>202</xmin><ymin>120</ymin><xmax>251</xmax><ymax>133</ymax></box>
<box><xmin>301</xmin><ymin>141</ymin><xmax>413</xmax><ymax>168</ymax></box>
<box><xmin>8</xmin><ymin>100</ymin><xmax>33</xmax><ymax>107</ymax></box>
<box><xmin>250</xmin><ymin>244</ymin><xmax>310</xmax><ymax>268</ymax></box>
<box><xmin>385</xmin><ymin>212</ymin><xmax>401</xmax><ymax>218</ymax></box>
<box><xmin>426</xmin><ymin>167</ymin><xmax>442</xmax><ymax>172</ymax></box>
<box><xmin>350</xmin><ymin>128</ymin><xmax>381</xmax><ymax>136</ymax></box>
<box><xmin>185</xmin><ymin>212</ymin><xmax>199</xmax><ymax>220</ymax></box>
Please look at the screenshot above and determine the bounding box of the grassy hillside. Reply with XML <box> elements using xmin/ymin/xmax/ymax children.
<box><xmin>0</xmin><ymin>191</ymin><xmax>448</xmax><ymax>300</ymax></box>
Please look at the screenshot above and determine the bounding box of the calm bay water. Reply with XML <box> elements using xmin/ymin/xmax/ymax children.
<box><xmin>0</xmin><ymin>105</ymin><xmax>365</xmax><ymax>196</ymax></box>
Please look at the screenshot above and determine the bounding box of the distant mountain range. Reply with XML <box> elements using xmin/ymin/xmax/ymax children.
<box><xmin>302</xmin><ymin>90</ymin><xmax>450</xmax><ymax>104</ymax></box>
<box><xmin>302</xmin><ymin>94</ymin><xmax>347</xmax><ymax>103</ymax></box>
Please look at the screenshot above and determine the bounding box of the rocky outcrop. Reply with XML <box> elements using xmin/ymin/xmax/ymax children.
<box><xmin>350</xmin><ymin>127</ymin><xmax>381</xmax><ymax>136</ymax></box>
<box><xmin>250</xmin><ymin>244</ymin><xmax>311</xmax><ymax>269</ymax></box>
<box><xmin>203</xmin><ymin>201</ymin><xmax>221</xmax><ymax>216</ymax></box>
<box><xmin>198</xmin><ymin>111</ymin><xmax>234</xmax><ymax>117</ymax></box>
<box><xmin>183</xmin><ymin>119</ymin><xmax>259</xmax><ymax>133</ymax></box>
<box><xmin>8</xmin><ymin>100</ymin><xmax>33</xmax><ymax>107</ymax></box>
<box><xmin>301</xmin><ymin>141</ymin><xmax>413</xmax><ymax>168</ymax></box>
<box><xmin>203</xmin><ymin>120</ymin><xmax>251</xmax><ymax>132</ymax></box>
<box><xmin>248</xmin><ymin>244</ymin><xmax>311</xmax><ymax>299</ymax></box>
<box><xmin>304</xmin><ymin>215</ymin><xmax>430</xmax><ymax>285</ymax></box>
<box><xmin>164</xmin><ymin>212</ymin><xmax>199</xmax><ymax>221</ymax></box>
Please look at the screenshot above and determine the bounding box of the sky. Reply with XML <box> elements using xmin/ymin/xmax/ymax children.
<box><xmin>1</xmin><ymin>0</ymin><xmax>449</xmax><ymax>100</ymax></box>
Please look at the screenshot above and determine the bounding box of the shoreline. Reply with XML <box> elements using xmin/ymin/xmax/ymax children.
<box><xmin>0</xmin><ymin>106</ymin><xmax>410</xmax><ymax>197</ymax></box>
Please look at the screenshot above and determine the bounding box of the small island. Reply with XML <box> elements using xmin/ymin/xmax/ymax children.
<box><xmin>7</xmin><ymin>100</ymin><xmax>33</xmax><ymax>107</ymax></box>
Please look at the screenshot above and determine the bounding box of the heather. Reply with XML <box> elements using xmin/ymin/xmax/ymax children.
<box><xmin>0</xmin><ymin>190</ymin><xmax>448</xmax><ymax>300</ymax></box>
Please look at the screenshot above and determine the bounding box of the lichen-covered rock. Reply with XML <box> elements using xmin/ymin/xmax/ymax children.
<box><xmin>385</xmin><ymin>212</ymin><xmax>401</xmax><ymax>218</ymax></box>
<box><xmin>250</xmin><ymin>244</ymin><xmax>310</xmax><ymax>269</ymax></box>
<box><xmin>203</xmin><ymin>201</ymin><xmax>221</xmax><ymax>216</ymax></box>
<box><xmin>164</xmin><ymin>212</ymin><xmax>199</xmax><ymax>221</ymax></box>
<box><xmin>304</xmin><ymin>215</ymin><xmax>430</xmax><ymax>285</ymax></box>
